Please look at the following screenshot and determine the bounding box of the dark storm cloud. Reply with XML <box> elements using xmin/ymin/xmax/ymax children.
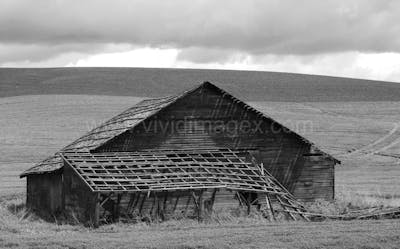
<box><xmin>0</xmin><ymin>0</ymin><xmax>399</xmax><ymax>63</ymax></box>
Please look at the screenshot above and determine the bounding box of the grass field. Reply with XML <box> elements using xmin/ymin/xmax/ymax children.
<box><xmin>1</xmin><ymin>68</ymin><xmax>400</xmax><ymax>248</ymax></box>
<box><xmin>1</xmin><ymin>195</ymin><xmax>400</xmax><ymax>249</ymax></box>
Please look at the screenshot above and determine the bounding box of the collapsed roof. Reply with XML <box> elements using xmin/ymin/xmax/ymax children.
<box><xmin>61</xmin><ymin>149</ymin><xmax>289</xmax><ymax>193</ymax></box>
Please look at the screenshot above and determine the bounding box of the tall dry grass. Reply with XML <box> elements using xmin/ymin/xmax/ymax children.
<box><xmin>306</xmin><ymin>187</ymin><xmax>400</xmax><ymax>216</ymax></box>
<box><xmin>2</xmin><ymin>190</ymin><xmax>399</xmax><ymax>232</ymax></box>
<box><xmin>1</xmin><ymin>193</ymin><xmax>400</xmax><ymax>249</ymax></box>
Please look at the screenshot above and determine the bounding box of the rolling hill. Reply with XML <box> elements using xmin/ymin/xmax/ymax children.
<box><xmin>1</xmin><ymin>67</ymin><xmax>400</xmax><ymax>101</ymax></box>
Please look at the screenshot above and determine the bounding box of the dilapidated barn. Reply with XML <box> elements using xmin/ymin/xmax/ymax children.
<box><xmin>20</xmin><ymin>82</ymin><xmax>339</xmax><ymax>226</ymax></box>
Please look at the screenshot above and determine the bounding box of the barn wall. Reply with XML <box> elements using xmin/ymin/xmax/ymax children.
<box><xmin>290</xmin><ymin>155</ymin><xmax>335</xmax><ymax>202</ymax></box>
<box><xmin>101</xmin><ymin>188</ymin><xmax>241</xmax><ymax>220</ymax></box>
<box><xmin>63</xmin><ymin>162</ymin><xmax>99</xmax><ymax>226</ymax></box>
<box><xmin>26</xmin><ymin>172</ymin><xmax>63</xmax><ymax>219</ymax></box>
<box><xmin>95</xmin><ymin>85</ymin><xmax>335</xmax><ymax>202</ymax></box>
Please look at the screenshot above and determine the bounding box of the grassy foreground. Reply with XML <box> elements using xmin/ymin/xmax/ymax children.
<box><xmin>1</xmin><ymin>195</ymin><xmax>400</xmax><ymax>249</ymax></box>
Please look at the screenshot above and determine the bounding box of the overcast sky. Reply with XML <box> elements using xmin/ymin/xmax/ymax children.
<box><xmin>1</xmin><ymin>0</ymin><xmax>400</xmax><ymax>82</ymax></box>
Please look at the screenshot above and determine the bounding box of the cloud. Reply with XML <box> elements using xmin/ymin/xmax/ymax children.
<box><xmin>176</xmin><ymin>51</ymin><xmax>400</xmax><ymax>82</ymax></box>
<box><xmin>1</xmin><ymin>0</ymin><xmax>400</xmax><ymax>83</ymax></box>
<box><xmin>0</xmin><ymin>43</ymin><xmax>104</xmax><ymax>64</ymax></box>
<box><xmin>38</xmin><ymin>46</ymin><xmax>400</xmax><ymax>83</ymax></box>
<box><xmin>0</xmin><ymin>43</ymin><xmax>138</xmax><ymax>66</ymax></box>
<box><xmin>69</xmin><ymin>47</ymin><xmax>178</xmax><ymax>67</ymax></box>
<box><xmin>0</xmin><ymin>0</ymin><xmax>399</xmax><ymax>55</ymax></box>
<box><xmin>177</xmin><ymin>47</ymin><xmax>237</xmax><ymax>64</ymax></box>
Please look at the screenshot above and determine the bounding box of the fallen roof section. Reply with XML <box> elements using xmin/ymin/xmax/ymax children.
<box><xmin>60</xmin><ymin>149</ymin><xmax>289</xmax><ymax>194</ymax></box>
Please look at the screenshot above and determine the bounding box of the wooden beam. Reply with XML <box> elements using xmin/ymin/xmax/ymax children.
<box><xmin>173</xmin><ymin>195</ymin><xmax>180</xmax><ymax>212</ymax></box>
<box><xmin>210</xmin><ymin>189</ymin><xmax>217</xmax><ymax>212</ymax></box>
<box><xmin>236</xmin><ymin>192</ymin><xmax>245</xmax><ymax>207</ymax></box>
<box><xmin>184</xmin><ymin>194</ymin><xmax>191</xmax><ymax>216</ymax></box>
<box><xmin>113</xmin><ymin>193</ymin><xmax>122</xmax><ymax>222</ymax></box>
<box><xmin>246</xmin><ymin>193</ymin><xmax>251</xmax><ymax>215</ymax></box>
<box><xmin>198</xmin><ymin>190</ymin><xmax>203</xmax><ymax>221</ymax></box>
<box><xmin>191</xmin><ymin>191</ymin><xmax>202</xmax><ymax>221</ymax></box>
<box><xmin>162</xmin><ymin>191</ymin><xmax>168</xmax><ymax>220</ymax></box>
<box><xmin>93</xmin><ymin>192</ymin><xmax>100</xmax><ymax>228</ymax></box>
<box><xmin>126</xmin><ymin>193</ymin><xmax>136</xmax><ymax>215</ymax></box>
<box><xmin>138</xmin><ymin>193</ymin><xmax>147</xmax><ymax>214</ymax></box>
<box><xmin>276</xmin><ymin>195</ymin><xmax>297</xmax><ymax>221</ymax></box>
<box><xmin>265</xmin><ymin>194</ymin><xmax>275</xmax><ymax>221</ymax></box>
<box><xmin>131</xmin><ymin>193</ymin><xmax>141</xmax><ymax>212</ymax></box>
<box><xmin>154</xmin><ymin>193</ymin><xmax>159</xmax><ymax>222</ymax></box>
<box><xmin>99</xmin><ymin>192</ymin><xmax>113</xmax><ymax>208</ymax></box>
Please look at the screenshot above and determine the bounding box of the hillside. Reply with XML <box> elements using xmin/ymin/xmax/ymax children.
<box><xmin>1</xmin><ymin>67</ymin><xmax>400</xmax><ymax>101</ymax></box>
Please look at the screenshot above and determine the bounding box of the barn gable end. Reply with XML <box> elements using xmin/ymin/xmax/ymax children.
<box><xmin>93</xmin><ymin>83</ymin><xmax>336</xmax><ymax>201</ymax></box>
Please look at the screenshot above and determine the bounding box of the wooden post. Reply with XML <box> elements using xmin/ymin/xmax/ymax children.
<box><xmin>149</xmin><ymin>192</ymin><xmax>156</xmax><ymax>218</ymax></box>
<box><xmin>139</xmin><ymin>193</ymin><xmax>147</xmax><ymax>214</ymax></box>
<box><xmin>246</xmin><ymin>194</ymin><xmax>251</xmax><ymax>215</ymax></box>
<box><xmin>209</xmin><ymin>189</ymin><xmax>217</xmax><ymax>212</ymax></box>
<box><xmin>265</xmin><ymin>194</ymin><xmax>275</xmax><ymax>221</ymax></box>
<box><xmin>191</xmin><ymin>191</ymin><xmax>202</xmax><ymax>221</ymax></box>
<box><xmin>260</xmin><ymin>162</ymin><xmax>264</xmax><ymax>176</ymax></box>
<box><xmin>184</xmin><ymin>193</ymin><xmax>191</xmax><ymax>216</ymax></box>
<box><xmin>126</xmin><ymin>193</ymin><xmax>135</xmax><ymax>214</ymax></box>
<box><xmin>198</xmin><ymin>190</ymin><xmax>203</xmax><ymax>222</ymax></box>
<box><xmin>153</xmin><ymin>193</ymin><xmax>159</xmax><ymax>222</ymax></box>
<box><xmin>236</xmin><ymin>192</ymin><xmax>245</xmax><ymax>207</ymax></box>
<box><xmin>132</xmin><ymin>193</ymin><xmax>140</xmax><ymax>211</ymax></box>
<box><xmin>114</xmin><ymin>193</ymin><xmax>121</xmax><ymax>222</ymax></box>
<box><xmin>93</xmin><ymin>193</ymin><xmax>100</xmax><ymax>228</ymax></box>
<box><xmin>173</xmin><ymin>195</ymin><xmax>180</xmax><ymax>212</ymax></box>
<box><xmin>162</xmin><ymin>191</ymin><xmax>168</xmax><ymax>220</ymax></box>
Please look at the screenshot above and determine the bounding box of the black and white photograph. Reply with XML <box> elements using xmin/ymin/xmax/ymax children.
<box><xmin>1</xmin><ymin>0</ymin><xmax>400</xmax><ymax>248</ymax></box>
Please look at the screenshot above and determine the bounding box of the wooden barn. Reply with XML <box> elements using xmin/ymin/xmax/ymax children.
<box><xmin>20</xmin><ymin>82</ymin><xmax>340</xmax><ymax>226</ymax></box>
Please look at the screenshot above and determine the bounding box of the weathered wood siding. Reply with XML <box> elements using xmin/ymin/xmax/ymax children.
<box><xmin>290</xmin><ymin>155</ymin><xmax>335</xmax><ymax>202</ymax></box>
<box><xmin>95</xmin><ymin>85</ymin><xmax>335</xmax><ymax>202</ymax></box>
<box><xmin>26</xmin><ymin>172</ymin><xmax>63</xmax><ymax>219</ymax></box>
<box><xmin>63</xmin><ymin>162</ymin><xmax>98</xmax><ymax>226</ymax></box>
